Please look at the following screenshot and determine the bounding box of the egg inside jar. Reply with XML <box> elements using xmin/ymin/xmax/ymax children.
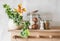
<box><xmin>32</xmin><ymin>17</ymin><xmax>39</xmax><ymax>29</ymax></box>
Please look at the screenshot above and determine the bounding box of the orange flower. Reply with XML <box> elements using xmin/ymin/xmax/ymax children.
<box><xmin>16</xmin><ymin>4</ymin><xmax>26</xmax><ymax>16</ymax></box>
<box><xmin>22</xmin><ymin>8</ymin><xmax>26</xmax><ymax>12</ymax></box>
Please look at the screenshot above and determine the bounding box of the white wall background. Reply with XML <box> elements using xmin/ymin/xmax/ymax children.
<box><xmin>0</xmin><ymin>0</ymin><xmax>60</xmax><ymax>41</ymax></box>
<box><xmin>26</xmin><ymin>0</ymin><xmax>60</xmax><ymax>26</ymax></box>
<box><xmin>26</xmin><ymin>0</ymin><xmax>59</xmax><ymax>26</ymax></box>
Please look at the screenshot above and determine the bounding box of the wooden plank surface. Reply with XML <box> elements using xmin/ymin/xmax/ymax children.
<box><xmin>8</xmin><ymin>26</ymin><xmax>60</xmax><ymax>32</ymax></box>
<box><xmin>9</xmin><ymin>26</ymin><xmax>60</xmax><ymax>41</ymax></box>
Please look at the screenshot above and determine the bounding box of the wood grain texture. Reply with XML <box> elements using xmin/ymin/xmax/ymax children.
<box><xmin>9</xmin><ymin>26</ymin><xmax>60</xmax><ymax>41</ymax></box>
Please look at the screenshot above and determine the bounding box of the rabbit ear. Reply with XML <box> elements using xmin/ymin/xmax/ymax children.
<box><xmin>32</xmin><ymin>10</ymin><xmax>38</xmax><ymax>13</ymax></box>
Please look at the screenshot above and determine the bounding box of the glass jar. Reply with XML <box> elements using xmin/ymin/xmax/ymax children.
<box><xmin>27</xmin><ymin>10</ymin><xmax>41</xmax><ymax>29</ymax></box>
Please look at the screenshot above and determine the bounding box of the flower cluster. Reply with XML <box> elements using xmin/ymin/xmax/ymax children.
<box><xmin>14</xmin><ymin>4</ymin><xmax>26</xmax><ymax>16</ymax></box>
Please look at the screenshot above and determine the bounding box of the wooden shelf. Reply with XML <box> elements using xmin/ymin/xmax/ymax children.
<box><xmin>13</xmin><ymin>35</ymin><xmax>60</xmax><ymax>39</ymax></box>
<box><xmin>10</xmin><ymin>26</ymin><xmax>60</xmax><ymax>41</ymax></box>
<box><xmin>8</xmin><ymin>29</ymin><xmax>60</xmax><ymax>33</ymax></box>
<box><xmin>8</xmin><ymin>26</ymin><xmax>60</xmax><ymax>32</ymax></box>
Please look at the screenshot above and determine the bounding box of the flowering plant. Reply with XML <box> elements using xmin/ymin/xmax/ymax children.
<box><xmin>3</xmin><ymin>4</ymin><xmax>26</xmax><ymax>25</ymax></box>
<box><xmin>3</xmin><ymin>4</ymin><xmax>30</xmax><ymax>38</ymax></box>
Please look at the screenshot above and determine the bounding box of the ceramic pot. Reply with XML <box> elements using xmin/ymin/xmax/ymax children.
<box><xmin>8</xmin><ymin>19</ymin><xmax>18</xmax><ymax>30</ymax></box>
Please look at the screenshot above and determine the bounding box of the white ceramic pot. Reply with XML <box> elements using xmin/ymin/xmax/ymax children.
<box><xmin>8</xmin><ymin>19</ymin><xmax>17</xmax><ymax>30</ymax></box>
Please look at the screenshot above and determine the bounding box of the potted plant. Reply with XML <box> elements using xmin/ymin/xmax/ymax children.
<box><xmin>3</xmin><ymin>4</ymin><xmax>30</xmax><ymax>38</ymax></box>
<box><xmin>3</xmin><ymin>4</ymin><xmax>26</xmax><ymax>30</ymax></box>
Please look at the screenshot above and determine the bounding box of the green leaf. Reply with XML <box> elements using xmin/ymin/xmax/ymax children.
<box><xmin>3</xmin><ymin>4</ymin><xmax>10</xmax><ymax>9</ymax></box>
<box><xmin>21</xmin><ymin>29</ymin><xmax>30</xmax><ymax>38</ymax></box>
